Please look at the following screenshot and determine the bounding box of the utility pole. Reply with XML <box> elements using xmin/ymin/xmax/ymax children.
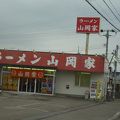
<box><xmin>101</xmin><ymin>29</ymin><xmax>116</xmax><ymax>59</ymax></box>
<box><xmin>105</xmin><ymin>30</ymin><xmax>110</xmax><ymax>59</ymax></box>
<box><xmin>113</xmin><ymin>45</ymin><xmax>119</xmax><ymax>99</ymax></box>
<box><xmin>85</xmin><ymin>33</ymin><xmax>90</xmax><ymax>54</ymax></box>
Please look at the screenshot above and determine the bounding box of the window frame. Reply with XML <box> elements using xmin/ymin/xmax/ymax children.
<box><xmin>75</xmin><ymin>72</ymin><xmax>91</xmax><ymax>87</ymax></box>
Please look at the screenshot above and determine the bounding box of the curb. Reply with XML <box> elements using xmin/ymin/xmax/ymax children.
<box><xmin>108</xmin><ymin>112</ymin><xmax>120</xmax><ymax>120</ymax></box>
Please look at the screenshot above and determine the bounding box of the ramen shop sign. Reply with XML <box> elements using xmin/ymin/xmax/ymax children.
<box><xmin>0</xmin><ymin>49</ymin><xmax>105</xmax><ymax>73</ymax></box>
<box><xmin>76</xmin><ymin>17</ymin><xmax>100</xmax><ymax>33</ymax></box>
<box><xmin>11</xmin><ymin>69</ymin><xmax>44</xmax><ymax>78</ymax></box>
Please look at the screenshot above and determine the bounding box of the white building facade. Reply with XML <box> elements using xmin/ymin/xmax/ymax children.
<box><xmin>0</xmin><ymin>49</ymin><xmax>106</xmax><ymax>97</ymax></box>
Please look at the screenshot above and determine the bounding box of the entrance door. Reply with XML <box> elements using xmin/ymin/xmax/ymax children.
<box><xmin>19</xmin><ymin>78</ymin><xmax>35</xmax><ymax>93</ymax></box>
<box><xmin>36</xmin><ymin>79</ymin><xmax>41</xmax><ymax>93</ymax></box>
<box><xmin>27</xmin><ymin>78</ymin><xmax>35</xmax><ymax>92</ymax></box>
<box><xmin>19</xmin><ymin>75</ymin><xmax>55</xmax><ymax>94</ymax></box>
<box><xmin>19</xmin><ymin>78</ymin><xmax>27</xmax><ymax>92</ymax></box>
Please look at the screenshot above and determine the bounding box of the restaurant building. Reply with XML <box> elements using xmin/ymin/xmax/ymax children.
<box><xmin>0</xmin><ymin>49</ymin><xmax>106</xmax><ymax>96</ymax></box>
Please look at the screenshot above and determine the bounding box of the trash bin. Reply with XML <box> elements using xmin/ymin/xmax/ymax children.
<box><xmin>85</xmin><ymin>90</ymin><xmax>90</xmax><ymax>100</ymax></box>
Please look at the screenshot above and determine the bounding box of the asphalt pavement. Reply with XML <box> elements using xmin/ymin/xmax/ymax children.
<box><xmin>0</xmin><ymin>92</ymin><xmax>120</xmax><ymax>120</ymax></box>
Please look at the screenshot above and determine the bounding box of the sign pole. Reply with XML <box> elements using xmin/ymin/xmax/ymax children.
<box><xmin>85</xmin><ymin>33</ymin><xmax>90</xmax><ymax>54</ymax></box>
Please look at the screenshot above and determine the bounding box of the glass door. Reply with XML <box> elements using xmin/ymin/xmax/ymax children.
<box><xmin>19</xmin><ymin>78</ymin><xmax>27</xmax><ymax>92</ymax></box>
<box><xmin>41</xmin><ymin>76</ymin><xmax>53</xmax><ymax>94</ymax></box>
<box><xmin>19</xmin><ymin>78</ymin><xmax>35</xmax><ymax>93</ymax></box>
<box><xmin>36</xmin><ymin>79</ymin><xmax>41</xmax><ymax>93</ymax></box>
<box><xmin>36</xmin><ymin>76</ymin><xmax>54</xmax><ymax>94</ymax></box>
<box><xmin>18</xmin><ymin>69</ymin><xmax>56</xmax><ymax>95</ymax></box>
<box><xmin>27</xmin><ymin>78</ymin><xmax>35</xmax><ymax>92</ymax></box>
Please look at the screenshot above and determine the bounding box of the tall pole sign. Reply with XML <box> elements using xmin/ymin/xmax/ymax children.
<box><xmin>76</xmin><ymin>17</ymin><xmax>100</xmax><ymax>54</ymax></box>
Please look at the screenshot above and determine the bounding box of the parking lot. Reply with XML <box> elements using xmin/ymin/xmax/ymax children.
<box><xmin>0</xmin><ymin>92</ymin><xmax>97</xmax><ymax>120</ymax></box>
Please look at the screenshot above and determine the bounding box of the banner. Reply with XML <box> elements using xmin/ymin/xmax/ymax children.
<box><xmin>0</xmin><ymin>49</ymin><xmax>105</xmax><ymax>73</ymax></box>
<box><xmin>90</xmin><ymin>80</ymin><xmax>97</xmax><ymax>99</ymax></box>
<box><xmin>11</xmin><ymin>69</ymin><xmax>44</xmax><ymax>79</ymax></box>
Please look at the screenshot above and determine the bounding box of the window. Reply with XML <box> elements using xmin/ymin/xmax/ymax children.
<box><xmin>75</xmin><ymin>72</ymin><xmax>80</xmax><ymax>86</ymax></box>
<box><xmin>2</xmin><ymin>72</ymin><xmax>18</xmax><ymax>91</ymax></box>
<box><xmin>75</xmin><ymin>72</ymin><xmax>91</xmax><ymax>87</ymax></box>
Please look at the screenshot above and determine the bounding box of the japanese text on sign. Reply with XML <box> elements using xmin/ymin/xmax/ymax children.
<box><xmin>11</xmin><ymin>69</ymin><xmax>44</xmax><ymax>78</ymax></box>
<box><xmin>0</xmin><ymin>50</ymin><xmax>104</xmax><ymax>73</ymax></box>
<box><xmin>76</xmin><ymin>17</ymin><xmax>100</xmax><ymax>33</ymax></box>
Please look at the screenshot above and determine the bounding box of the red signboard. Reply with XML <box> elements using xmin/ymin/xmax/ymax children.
<box><xmin>0</xmin><ymin>49</ymin><xmax>104</xmax><ymax>73</ymax></box>
<box><xmin>11</xmin><ymin>69</ymin><xmax>44</xmax><ymax>78</ymax></box>
<box><xmin>76</xmin><ymin>17</ymin><xmax>100</xmax><ymax>33</ymax></box>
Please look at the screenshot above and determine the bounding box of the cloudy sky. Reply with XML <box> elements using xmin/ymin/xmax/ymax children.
<box><xmin>0</xmin><ymin>0</ymin><xmax>120</xmax><ymax>58</ymax></box>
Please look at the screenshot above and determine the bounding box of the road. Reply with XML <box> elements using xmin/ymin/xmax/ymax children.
<box><xmin>0</xmin><ymin>92</ymin><xmax>120</xmax><ymax>120</ymax></box>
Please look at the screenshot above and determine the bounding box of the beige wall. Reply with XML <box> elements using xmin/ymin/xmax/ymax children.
<box><xmin>55</xmin><ymin>71</ymin><xmax>104</xmax><ymax>96</ymax></box>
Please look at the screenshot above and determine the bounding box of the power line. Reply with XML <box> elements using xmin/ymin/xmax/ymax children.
<box><xmin>92</xmin><ymin>1</ymin><xmax>115</xmax><ymax>27</ymax></box>
<box><xmin>108</xmin><ymin>0</ymin><xmax>120</xmax><ymax>18</ymax></box>
<box><xmin>85</xmin><ymin>0</ymin><xmax>120</xmax><ymax>32</ymax></box>
<box><xmin>102</xmin><ymin>0</ymin><xmax>120</xmax><ymax>24</ymax></box>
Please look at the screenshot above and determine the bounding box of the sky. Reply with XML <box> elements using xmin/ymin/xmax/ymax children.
<box><xmin>0</xmin><ymin>0</ymin><xmax>120</xmax><ymax>70</ymax></box>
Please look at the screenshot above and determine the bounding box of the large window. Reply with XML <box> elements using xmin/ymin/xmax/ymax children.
<box><xmin>2</xmin><ymin>66</ymin><xmax>55</xmax><ymax>94</ymax></box>
<box><xmin>2</xmin><ymin>72</ymin><xmax>18</xmax><ymax>91</ymax></box>
<box><xmin>75</xmin><ymin>72</ymin><xmax>91</xmax><ymax>87</ymax></box>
